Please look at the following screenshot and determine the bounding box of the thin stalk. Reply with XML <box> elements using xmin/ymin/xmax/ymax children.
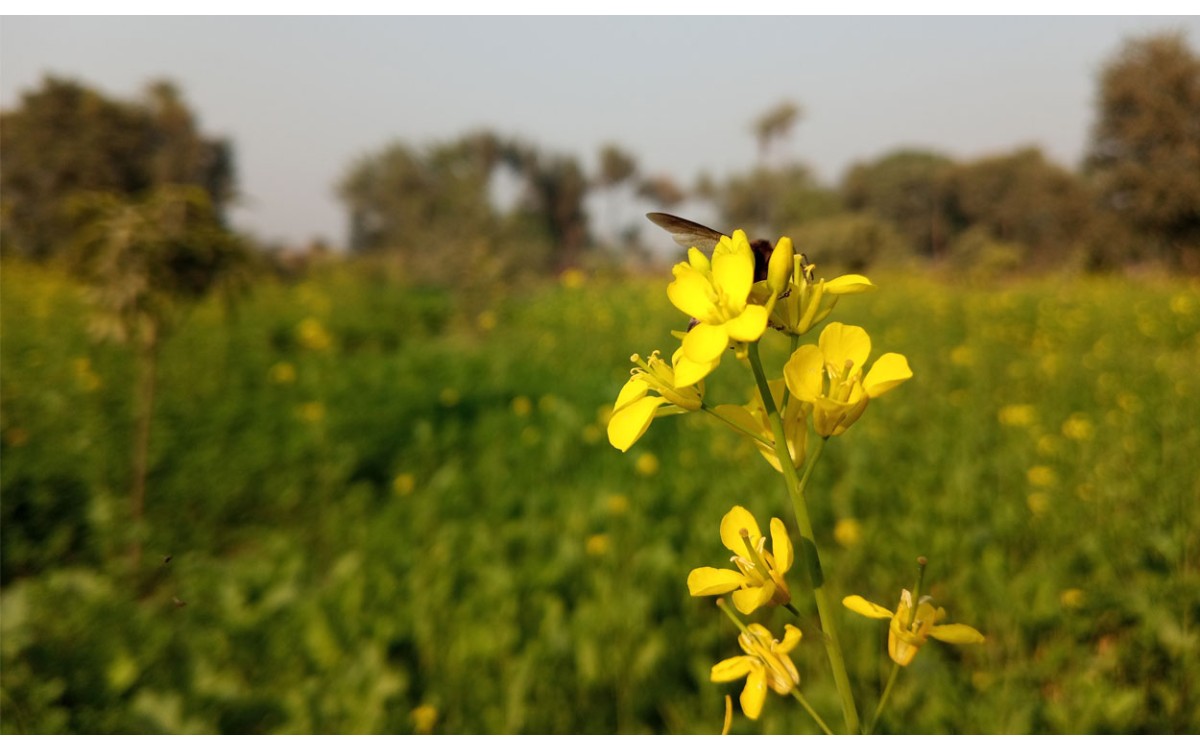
<box><xmin>868</xmin><ymin>663</ymin><xmax>902</xmax><ymax>734</ymax></box>
<box><xmin>791</xmin><ymin>689</ymin><xmax>834</xmax><ymax>735</ymax></box>
<box><xmin>701</xmin><ymin>403</ymin><xmax>772</xmax><ymax>448</ymax></box>
<box><xmin>747</xmin><ymin>341</ymin><xmax>860</xmax><ymax>734</ymax></box>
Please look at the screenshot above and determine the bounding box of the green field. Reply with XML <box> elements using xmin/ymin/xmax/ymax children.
<box><xmin>2</xmin><ymin>260</ymin><xmax>1198</xmax><ymax>733</ymax></box>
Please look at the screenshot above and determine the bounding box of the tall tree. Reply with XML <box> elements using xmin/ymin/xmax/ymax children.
<box><xmin>0</xmin><ymin>76</ymin><xmax>235</xmax><ymax>260</ymax></box>
<box><xmin>752</xmin><ymin>100</ymin><xmax>803</xmax><ymax>166</ymax></box>
<box><xmin>842</xmin><ymin>149</ymin><xmax>955</xmax><ymax>258</ymax></box>
<box><xmin>1085</xmin><ymin>32</ymin><xmax>1200</xmax><ymax>270</ymax></box>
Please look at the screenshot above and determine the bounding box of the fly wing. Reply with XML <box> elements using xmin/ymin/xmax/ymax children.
<box><xmin>645</xmin><ymin>212</ymin><xmax>724</xmax><ymax>253</ymax></box>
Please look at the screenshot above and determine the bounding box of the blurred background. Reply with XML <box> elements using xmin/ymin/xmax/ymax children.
<box><xmin>1</xmin><ymin>15</ymin><xmax>1198</xmax><ymax>733</ymax></box>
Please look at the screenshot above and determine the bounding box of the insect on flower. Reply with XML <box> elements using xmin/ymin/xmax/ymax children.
<box><xmin>646</xmin><ymin>212</ymin><xmax>813</xmax><ymax>285</ymax></box>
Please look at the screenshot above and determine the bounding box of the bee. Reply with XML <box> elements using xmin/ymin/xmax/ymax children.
<box><xmin>645</xmin><ymin>212</ymin><xmax>812</xmax><ymax>283</ymax></box>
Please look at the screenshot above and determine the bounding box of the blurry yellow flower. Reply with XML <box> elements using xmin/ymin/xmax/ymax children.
<box><xmin>833</xmin><ymin>518</ymin><xmax>863</xmax><ymax>548</ymax></box>
<box><xmin>511</xmin><ymin>395</ymin><xmax>533</xmax><ymax>417</ymax></box>
<box><xmin>393</xmin><ymin>472</ymin><xmax>415</xmax><ymax>496</ymax></box>
<box><xmin>634</xmin><ymin>452</ymin><xmax>659</xmax><ymax>476</ymax></box>
<box><xmin>1026</xmin><ymin>492</ymin><xmax>1050</xmax><ymax>516</ymax></box>
<box><xmin>950</xmin><ymin>345</ymin><xmax>975</xmax><ymax>367</ymax></box>
<box><xmin>1060</xmin><ymin>588</ymin><xmax>1085</xmax><ymax>609</ymax></box>
<box><xmin>411</xmin><ymin>704</ymin><xmax>438</xmax><ymax>734</ymax></box>
<box><xmin>667</xmin><ymin>231</ymin><xmax>770</xmax><ymax>384</ymax></box>
<box><xmin>296</xmin><ymin>317</ymin><xmax>332</xmax><ymax>351</ymax></box>
<box><xmin>711</xmin><ymin>622</ymin><xmax>803</xmax><ymax>721</ymax></box>
<box><xmin>688</xmin><ymin>505</ymin><xmax>793</xmax><ymax>615</ymax></box>
<box><xmin>843</xmin><ymin>589</ymin><xmax>984</xmax><ymax>667</ymax></box>
<box><xmin>606</xmin><ymin>493</ymin><xmax>629</xmax><ymax>516</ymax></box>
<box><xmin>783</xmin><ymin>322</ymin><xmax>912</xmax><ymax>437</ymax></box>
<box><xmin>439</xmin><ymin>387</ymin><xmax>460</xmax><ymax>407</ymax></box>
<box><xmin>269</xmin><ymin>361</ymin><xmax>296</xmax><ymax>384</ymax></box>
<box><xmin>1027</xmin><ymin>465</ymin><xmax>1057</xmax><ymax>487</ymax></box>
<box><xmin>72</xmin><ymin>358</ymin><xmax>101</xmax><ymax>392</ymax></box>
<box><xmin>477</xmin><ymin>310</ymin><xmax>497</xmax><ymax>331</ymax></box>
<box><xmin>297</xmin><ymin>401</ymin><xmax>325</xmax><ymax>424</ymax></box>
<box><xmin>998</xmin><ymin>404</ymin><xmax>1036</xmax><ymax>427</ymax></box>
<box><xmin>713</xmin><ymin>379</ymin><xmax>807</xmax><ymax>472</ymax></box>
<box><xmin>1061</xmin><ymin>414</ymin><xmax>1094</xmax><ymax>441</ymax></box>
<box><xmin>607</xmin><ymin>349</ymin><xmax>705</xmax><ymax>452</ymax></box>
<box><xmin>585</xmin><ymin>533</ymin><xmax>611</xmax><ymax>556</ymax></box>
<box><xmin>560</xmin><ymin>268</ymin><xmax>586</xmax><ymax>288</ymax></box>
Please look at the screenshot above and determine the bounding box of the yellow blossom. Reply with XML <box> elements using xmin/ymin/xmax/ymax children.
<box><xmin>296</xmin><ymin>317</ymin><xmax>332</xmax><ymax>351</ymax></box>
<box><xmin>711</xmin><ymin>622</ymin><xmax>803</xmax><ymax>720</ymax></box>
<box><xmin>393</xmin><ymin>473</ymin><xmax>415</xmax><ymax>496</ymax></box>
<box><xmin>607</xmin><ymin>349</ymin><xmax>705</xmax><ymax>452</ymax></box>
<box><xmin>688</xmin><ymin>506</ymin><xmax>793</xmax><ymax>614</ymax></box>
<box><xmin>410</xmin><ymin>704</ymin><xmax>438</xmax><ymax>733</ymax></box>
<box><xmin>511</xmin><ymin>395</ymin><xmax>533</xmax><ymax>417</ymax></box>
<box><xmin>843</xmin><ymin>589</ymin><xmax>984</xmax><ymax>667</ymax></box>
<box><xmin>783</xmin><ymin>322</ymin><xmax>912</xmax><ymax>437</ymax></box>
<box><xmin>667</xmin><ymin>230</ymin><xmax>770</xmax><ymax>384</ymax></box>
<box><xmin>634</xmin><ymin>452</ymin><xmax>659</xmax><ymax>476</ymax></box>
<box><xmin>757</xmin><ymin>250</ymin><xmax>874</xmax><ymax>336</ymax></box>
<box><xmin>833</xmin><ymin>518</ymin><xmax>863</xmax><ymax>548</ymax></box>
<box><xmin>269</xmin><ymin>361</ymin><xmax>296</xmax><ymax>384</ymax></box>
<box><xmin>585</xmin><ymin>533</ymin><xmax>611</xmax><ymax>556</ymax></box>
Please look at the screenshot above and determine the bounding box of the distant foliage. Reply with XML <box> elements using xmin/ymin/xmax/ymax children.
<box><xmin>842</xmin><ymin>150</ymin><xmax>955</xmax><ymax>259</ymax></box>
<box><xmin>1086</xmin><ymin>32</ymin><xmax>1200</xmax><ymax>271</ymax></box>
<box><xmin>0</xmin><ymin>77</ymin><xmax>235</xmax><ymax>260</ymax></box>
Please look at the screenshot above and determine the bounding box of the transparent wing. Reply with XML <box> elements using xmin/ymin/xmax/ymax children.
<box><xmin>645</xmin><ymin>212</ymin><xmax>724</xmax><ymax>253</ymax></box>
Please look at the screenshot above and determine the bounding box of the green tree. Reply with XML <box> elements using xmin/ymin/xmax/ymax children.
<box><xmin>842</xmin><ymin>149</ymin><xmax>954</xmax><ymax>259</ymax></box>
<box><xmin>67</xmin><ymin>185</ymin><xmax>250</xmax><ymax>570</ymax></box>
<box><xmin>1</xmin><ymin>76</ymin><xmax>235</xmax><ymax>260</ymax></box>
<box><xmin>716</xmin><ymin>164</ymin><xmax>841</xmax><ymax>237</ymax></box>
<box><xmin>753</xmin><ymin>100</ymin><xmax>803</xmax><ymax>165</ymax></box>
<box><xmin>1086</xmin><ymin>32</ymin><xmax>1200</xmax><ymax>270</ymax></box>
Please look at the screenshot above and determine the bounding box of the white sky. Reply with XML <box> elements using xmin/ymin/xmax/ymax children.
<box><xmin>3</xmin><ymin>14</ymin><xmax>1199</xmax><ymax>247</ymax></box>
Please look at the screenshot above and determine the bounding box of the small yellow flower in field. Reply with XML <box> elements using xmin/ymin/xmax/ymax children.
<box><xmin>1061</xmin><ymin>414</ymin><xmax>1094</xmax><ymax>441</ymax></box>
<box><xmin>607</xmin><ymin>349</ymin><xmax>705</xmax><ymax>452</ymax></box>
<box><xmin>393</xmin><ymin>472</ymin><xmax>415</xmax><ymax>496</ymax></box>
<box><xmin>1027</xmin><ymin>465</ymin><xmax>1057</xmax><ymax>487</ymax></box>
<box><xmin>1027</xmin><ymin>492</ymin><xmax>1050</xmax><ymax>516</ymax></box>
<box><xmin>296</xmin><ymin>317</ymin><xmax>332</xmax><ymax>351</ymax></box>
<box><xmin>439</xmin><ymin>387</ymin><xmax>460</xmax><ymax>407</ymax></box>
<box><xmin>950</xmin><ymin>345</ymin><xmax>975</xmax><ymax>367</ymax></box>
<box><xmin>634</xmin><ymin>452</ymin><xmax>659</xmax><ymax>476</ymax></box>
<box><xmin>585</xmin><ymin>533</ymin><xmax>611</xmax><ymax>556</ymax></box>
<box><xmin>72</xmin><ymin>358</ymin><xmax>101</xmax><ymax>392</ymax></box>
<box><xmin>833</xmin><ymin>518</ymin><xmax>863</xmax><ymax>548</ymax></box>
<box><xmin>269</xmin><ymin>361</ymin><xmax>296</xmax><ymax>384</ymax></box>
<box><xmin>477</xmin><ymin>309</ymin><xmax>497</xmax><ymax>331</ymax></box>
<box><xmin>713</xmin><ymin>379</ymin><xmax>807</xmax><ymax>472</ymax></box>
<box><xmin>1060</xmin><ymin>588</ymin><xmax>1085</xmax><ymax>609</ymax></box>
<box><xmin>511</xmin><ymin>395</ymin><xmax>532</xmax><ymax>417</ymax></box>
<box><xmin>667</xmin><ymin>231</ymin><xmax>770</xmax><ymax>384</ymax></box>
<box><xmin>560</xmin><ymin>268</ymin><xmax>586</xmax><ymax>288</ymax></box>
<box><xmin>843</xmin><ymin>589</ymin><xmax>984</xmax><ymax>667</ymax></box>
<box><xmin>783</xmin><ymin>322</ymin><xmax>912</xmax><ymax>437</ymax></box>
<box><xmin>688</xmin><ymin>506</ymin><xmax>793</xmax><ymax>614</ymax></box>
<box><xmin>410</xmin><ymin>704</ymin><xmax>438</xmax><ymax>733</ymax></box>
<box><xmin>606</xmin><ymin>493</ymin><xmax>629</xmax><ymax>516</ymax></box>
<box><xmin>711</xmin><ymin>622</ymin><xmax>803</xmax><ymax>721</ymax></box>
<box><xmin>298</xmin><ymin>401</ymin><xmax>325</xmax><ymax>424</ymax></box>
<box><xmin>998</xmin><ymin>404</ymin><xmax>1036</xmax><ymax>427</ymax></box>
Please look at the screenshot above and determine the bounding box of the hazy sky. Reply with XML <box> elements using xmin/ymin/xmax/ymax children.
<box><xmin>4</xmin><ymin>15</ymin><xmax>1199</xmax><ymax>246</ymax></box>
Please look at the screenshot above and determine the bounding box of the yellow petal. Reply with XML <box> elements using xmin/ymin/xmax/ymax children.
<box><xmin>687</xmin><ymin>567</ymin><xmax>747</xmax><ymax>596</ymax></box>
<box><xmin>687</xmin><ymin>246</ymin><xmax>710</xmax><ymax>274</ymax></box>
<box><xmin>733</xmin><ymin>583</ymin><xmax>774</xmax><ymax>615</ymax></box>
<box><xmin>711</xmin><ymin>655</ymin><xmax>754</xmax><ymax>683</ymax></box>
<box><xmin>720</xmin><ymin>505</ymin><xmax>762</xmax><ymax>554</ymax></box>
<box><xmin>778</xmin><ymin>623</ymin><xmax>803</xmax><ymax>653</ymax></box>
<box><xmin>672</xmin><ymin>350</ymin><xmax>718</xmax><ymax>388</ymax></box>
<box><xmin>929</xmin><ymin>623</ymin><xmax>986</xmax><ymax>644</ymax></box>
<box><xmin>783</xmin><ymin>345</ymin><xmax>825</xmax><ymax>402</ymax></box>
<box><xmin>843</xmin><ymin>595</ymin><xmax>894</xmax><ymax>619</ymax></box>
<box><xmin>724</xmin><ymin>304</ymin><xmax>769</xmax><ymax>342</ymax></box>
<box><xmin>722</xmin><ymin>695</ymin><xmax>733</xmax><ymax>735</ymax></box>
<box><xmin>739</xmin><ymin>663</ymin><xmax>768</xmax><ymax>720</ymax></box>
<box><xmin>863</xmin><ymin>353</ymin><xmax>913</xmax><ymax>397</ymax></box>
<box><xmin>667</xmin><ymin>265</ymin><xmax>719</xmax><ymax>322</ymax></box>
<box><xmin>606</xmin><ymin>394</ymin><xmax>666</xmax><ymax>452</ymax></box>
<box><xmin>824</xmin><ymin>274</ymin><xmax>874</xmax><ymax>294</ymax></box>
<box><xmin>769</xmin><ymin>518</ymin><xmax>793</xmax><ymax>574</ymax></box>
<box><xmin>613</xmin><ymin>378</ymin><xmax>649</xmax><ymax>412</ymax></box>
<box><xmin>712</xmin><ymin>246</ymin><xmax>754</xmax><ymax>306</ymax></box>
<box><xmin>818</xmin><ymin>322</ymin><xmax>871</xmax><ymax>373</ymax></box>
<box><xmin>682</xmin><ymin>322</ymin><xmax>730</xmax><ymax>364</ymax></box>
<box><xmin>713</xmin><ymin>404</ymin><xmax>763</xmax><ymax>437</ymax></box>
<box><xmin>767</xmin><ymin>237</ymin><xmax>793</xmax><ymax>293</ymax></box>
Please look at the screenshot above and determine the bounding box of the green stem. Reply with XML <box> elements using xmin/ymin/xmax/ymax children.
<box><xmin>867</xmin><ymin>662</ymin><xmax>902</xmax><ymax>734</ymax></box>
<box><xmin>747</xmin><ymin>341</ymin><xmax>860</xmax><ymax>734</ymax></box>
<box><xmin>701</xmin><ymin>403</ymin><xmax>772</xmax><ymax>448</ymax></box>
<box><xmin>791</xmin><ymin>688</ymin><xmax>834</xmax><ymax>735</ymax></box>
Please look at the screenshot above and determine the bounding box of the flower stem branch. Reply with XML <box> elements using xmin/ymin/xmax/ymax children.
<box><xmin>701</xmin><ymin>403</ymin><xmax>773</xmax><ymax>448</ymax></box>
<box><xmin>791</xmin><ymin>688</ymin><xmax>834</xmax><ymax>735</ymax></box>
<box><xmin>868</xmin><ymin>662</ymin><xmax>902</xmax><ymax>734</ymax></box>
<box><xmin>747</xmin><ymin>341</ymin><xmax>860</xmax><ymax>735</ymax></box>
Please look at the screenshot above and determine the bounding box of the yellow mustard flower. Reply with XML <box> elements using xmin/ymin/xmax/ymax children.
<box><xmin>667</xmin><ymin>230</ymin><xmax>770</xmax><ymax>385</ymax></box>
<box><xmin>783</xmin><ymin>322</ymin><xmax>912</xmax><ymax>437</ymax></box>
<box><xmin>688</xmin><ymin>506</ymin><xmax>793</xmax><ymax>614</ymax></box>
<box><xmin>756</xmin><ymin>249</ymin><xmax>874</xmax><ymax>336</ymax></box>
<box><xmin>711</xmin><ymin>622</ymin><xmax>803</xmax><ymax>721</ymax></box>
<box><xmin>607</xmin><ymin>349</ymin><xmax>705</xmax><ymax>452</ymax></box>
<box><xmin>843</xmin><ymin>589</ymin><xmax>984</xmax><ymax>667</ymax></box>
<box><xmin>713</xmin><ymin>379</ymin><xmax>808</xmax><ymax>472</ymax></box>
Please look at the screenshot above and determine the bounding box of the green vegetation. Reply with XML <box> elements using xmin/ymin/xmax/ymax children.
<box><xmin>3</xmin><ymin>261</ymin><xmax>1197</xmax><ymax>733</ymax></box>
